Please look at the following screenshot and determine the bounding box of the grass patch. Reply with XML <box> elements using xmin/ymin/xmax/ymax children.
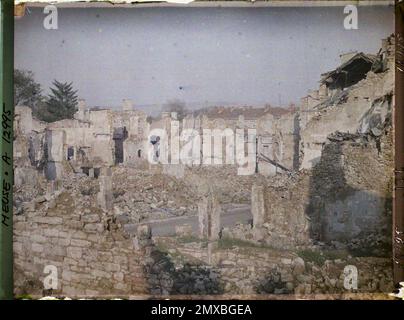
<box><xmin>297</xmin><ymin>249</ymin><xmax>349</xmax><ymax>266</ymax></box>
<box><xmin>348</xmin><ymin>242</ymin><xmax>392</xmax><ymax>258</ymax></box>
<box><xmin>217</xmin><ymin>237</ymin><xmax>273</xmax><ymax>250</ymax></box>
<box><xmin>154</xmin><ymin>240</ymin><xmax>169</xmax><ymax>253</ymax></box>
<box><xmin>154</xmin><ymin>238</ymin><xmax>204</xmax><ymax>265</ymax></box>
<box><xmin>177</xmin><ymin>235</ymin><xmax>204</xmax><ymax>244</ymax></box>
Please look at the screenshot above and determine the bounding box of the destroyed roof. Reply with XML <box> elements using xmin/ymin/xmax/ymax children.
<box><xmin>320</xmin><ymin>52</ymin><xmax>377</xmax><ymax>85</ymax></box>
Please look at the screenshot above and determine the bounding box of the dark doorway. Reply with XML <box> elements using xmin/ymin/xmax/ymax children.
<box><xmin>113</xmin><ymin>127</ymin><xmax>128</xmax><ymax>164</ymax></box>
<box><xmin>67</xmin><ymin>146</ymin><xmax>74</xmax><ymax>160</ymax></box>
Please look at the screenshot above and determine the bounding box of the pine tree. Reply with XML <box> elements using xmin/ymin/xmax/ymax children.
<box><xmin>45</xmin><ymin>80</ymin><xmax>78</xmax><ymax>122</ymax></box>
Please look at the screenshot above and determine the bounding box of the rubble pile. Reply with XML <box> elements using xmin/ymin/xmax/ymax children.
<box><xmin>111</xmin><ymin>167</ymin><xmax>198</xmax><ymax>222</ymax></box>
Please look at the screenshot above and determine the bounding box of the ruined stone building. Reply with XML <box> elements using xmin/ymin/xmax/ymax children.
<box><xmin>245</xmin><ymin>35</ymin><xmax>395</xmax><ymax>248</ymax></box>
<box><xmin>299</xmin><ymin>36</ymin><xmax>394</xmax><ymax>170</ymax></box>
<box><xmin>11</xmin><ymin>35</ymin><xmax>396</xmax><ymax>298</ymax></box>
<box><xmin>146</xmin><ymin>106</ymin><xmax>264</xmax><ymax>170</ymax></box>
<box><xmin>14</xmin><ymin>99</ymin><xmax>150</xmax><ymax>183</ymax></box>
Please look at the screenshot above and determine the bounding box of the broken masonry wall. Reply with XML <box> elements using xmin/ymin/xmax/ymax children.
<box><xmin>257</xmin><ymin>111</ymin><xmax>297</xmax><ymax>176</ymax></box>
<box><xmin>252</xmin><ymin>127</ymin><xmax>393</xmax><ymax>249</ymax></box>
<box><xmin>87</xmin><ymin>110</ymin><xmax>115</xmax><ymax>166</ymax></box>
<box><xmin>120</xmin><ymin>111</ymin><xmax>149</xmax><ymax>166</ymax></box>
<box><xmin>48</xmin><ymin>121</ymin><xmax>89</xmax><ymax>169</ymax></box>
<box><xmin>44</xmin><ymin>129</ymin><xmax>66</xmax><ymax>181</ymax></box>
<box><xmin>307</xmin><ymin>129</ymin><xmax>393</xmax><ymax>244</ymax></box>
<box><xmin>97</xmin><ymin>168</ymin><xmax>113</xmax><ymax>211</ymax></box>
<box><xmin>14</xmin><ymin>128</ymin><xmax>45</xmax><ymax>188</ymax></box>
<box><xmin>299</xmin><ymin>36</ymin><xmax>394</xmax><ymax>170</ymax></box>
<box><xmin>74</xmin><ymin>99</ymin><xmax>87</xmax><ymax>121</ymax></box>
<box><xmin>251</xmin><ymin>40</ymin><xmax>394</xmax><ymax>246</ymax></box>
<box><xmin>13</xmin><ymin>192</ymin><xmax>151</xmax><ymax>297</ymax></box>
<box><xmin>198</xmin><ymin>191</ymin><xmax>221</xmax><ymax>241</ymax></box>
<box><xmin>14</xmin><ymin>134</ymin><xmax>31</xmax><ymax>167</ymax></box>
<box><xmin>256</xmin><ymin>113</ymin><xmax>277</xmax><ymax>176</ymax></box>
<box><xmin>111</xmin><ymin>100</ymin><xmax>149</xmax><ymax>140</ymax></box>
<box><xmin>14</xmin><ymin>106</ymin><xmax>33</xmax><ymax>135</ymax></box>
<box><xmin>46</xmin><ymin>102</ymin><xmax>151</xmax><ymax>169</ymax></box>
<box><xmin>14</xmin><ymin>107</ymin><xmax>35</xmax><ymax>168</ymax></box>
<box><xmin>300</xmin><ymin>70</ymin><xmax>393</xmax><ymax>169</ymax></box>
<box><xmin>123</xmin><ymin>138</ymin><xmax>149</xmax><ymax>166</ymax></box>
<box><xmin>251</xmin><ymin>184</ymin><xmax>266</xmax><ymax>241</ymax></box>
<box><xmin>50</xmin><ymin>104</ymin><xmax>152</xmax><ymax>168</ymax></box>
<box><xmin>13</xmin><ymin>106</ymin><xmax>47</xmax><ymax>186</ymax></box>
<box><xmin>261</xmin><ymin>175</ymin><xmax>312</xmax><ymax>249</ymax></box>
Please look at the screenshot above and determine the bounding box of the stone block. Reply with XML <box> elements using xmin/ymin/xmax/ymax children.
<box><xmin>97</xmin><ymin>175</ymin><xmax>113</xmax><ymax>211</ymax></box>
<box><xmin>32</xmin><ymin>243</ymin><xmax>44</xmax><ymax>253</ymax></box>
<box><xmin>198</xmin><ymin>192</ymin><xmax>221</xmax><ymax>240</ymax></box>
<box><xmin>70</xmin><ymin>239</ymin><xmax>91</xmax><ymax>247</ymax></box>
<box><xmin>81</xmin><ymin>214</ymin><xmax>100</xmax><ymax>224</ymax></box>
<box><xmin>67</xmin><ymin>247</ymin><xmax>82</xmax><ymax>260</ymax></box>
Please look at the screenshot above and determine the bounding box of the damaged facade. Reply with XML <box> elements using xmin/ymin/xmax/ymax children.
<box><xmin>249</xmin><ymin>35</ymin><xmax>395</xmax><ymax>248</ymax></box>
<box><xmin>299</xmin><ymin>38</ymin><xmax>394</xmax><ymax>170</ymax></box>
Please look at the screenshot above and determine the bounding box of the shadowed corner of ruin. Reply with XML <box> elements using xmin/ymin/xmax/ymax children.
<box><xmin>306</xmin><ymin>138</ymin><xmax>392</xmax><ymax>258</ymax></box>
<box><xmin>143</xmin><ymin>247</ymin><xmax>224</xmax><ymax>297</ymax></box>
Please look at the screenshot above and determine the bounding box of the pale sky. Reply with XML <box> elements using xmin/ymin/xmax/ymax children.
<box><xmin>15</xmin><ymin>6</ymin><xmax>394</xmax><ymax>114</ymax></box>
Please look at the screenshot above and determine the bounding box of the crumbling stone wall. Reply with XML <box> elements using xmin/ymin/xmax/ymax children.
<box><xmin>299</xmin><ymin>36</ymin><xmax>394</xmax><ymax>170</ymax></box>
<box><xmin>44</xmin><ymin>129</ymin><xmax>66</xmax><ymax>181</ymax></box>
<box><xmin>152</xmin><ymin>237</ymin><xmax>393</xmax><ymax>295</ymax></box>
<box><xmin>239</xmin><ymin>36</ymin><xmax>395</xmax><ymax>250</ymax></box>
<box><xmin>257</xmin><ymin>111</ymin><xmax>298</xmax><ymax>176</ymax></box>
<box><xmin>14</xmin><ymin>100</ymin><xmax>151</xmax><ymax>183</ymax></box>
<box><xmin>248</xmin><ymin>127</ymin><xmax>393</xmax><ymax>250</ymax></box>
<box><xmin>13</xmin><ymin>190</ymin><xmax>150</xmax><ymax>297</ymax></box>
<box><xmin>198</xmin><ymin>190</ymin><xmax>221</xmax><ymax>240</ymax></box>
<box><xmin>260</xmin><ymin>174</ymin><xmax>312</xmax><ymax>249</ymax></box>
<box><xmin>307</xmin><ymin>128</ymin><xmax>393</xmax><ymax>244</ymax></box>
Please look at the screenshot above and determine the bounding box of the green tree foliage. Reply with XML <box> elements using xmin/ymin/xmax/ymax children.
<box><xmin>14</xmin><ymin>69</ymin><xmax>43</xmax><ymax>111</ymax></box>
<box><xmin>14</xmin><ymin>70</ymin><xmax>79</xmax><ymax>123</ymax></box>
<box><xmin>45</xmin><ymin>80</ymin><xmax>78</xmax><ymax>122</ymax></box>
